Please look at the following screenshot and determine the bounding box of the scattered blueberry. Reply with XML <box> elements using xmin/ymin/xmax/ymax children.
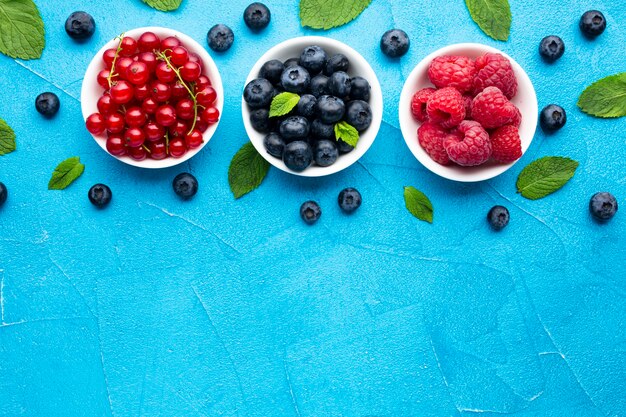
<box><xmin>325</xmin><ymin>54</ymin><xmax>349</xmax><ymax>75</ymax></box>
<box><xmin>0</xmin><ymin>182</ymin><xmax>7</xmax><ymax>207</ymax></box>
<box><xmin>65</xmin><ymin>11</ymin><xmax>96</xmax><ymax>40</ymax></box>
<box><xmin>88</xmin><ymin>183</ymin><xmax>112</xmax><ymax>208</ymax></box>
<box><xmin>172</xmin><ymin>173</ymin><xmax>198</xmax><ymax>200</ymax></box>
<box><xmin>299</xmin><ymin>45</ymin><xmax>327</xmax><ymax>75</ymax></box>
<box><xmin>259</xmin><ymin>59</ymin><xmax>284</xmax><ymax>85</ymax></box>
<box><xmin>539</xmin><ymin>35</ymin><xmax>565</xmax><ymax>62</ymax></box>
<box><xmin>283</xmin><ymin>141</ymin><xmax>313</xmax><ymax>171</ymax></box>
<box><xmin>345</xmin><ymin>100</ymin><xmax>372</xmax><ymax>131</ymax></box>
<box><xmin>207</xmin><ymin>24</ymin><xmax>234</xmax><ymax>52</ymax></box>
<box><xmin>540</xmin><ymin>104</ymin><xmax>567</xmax><ymax>132</ymax></box>
<box><xmin>311</xmin><ymin>118</ymin><xmax>335</xmax><ymax>140</ymax></box>
<box><xmin>380</xmin><ymin>29</ymin><xmax>410</xmax><ymax>58</ymax></box>
<box><xmin>338</xmin><ymin>188</ymin><xmax>362</xmax><ymax>213</ymax></box>
<box><xmin>284</xmin><ymin>57</ymin><xmax>300</xmax><ymax>68</ymax></box>
<box><xmin>243</xmin><ymin>2</ymin><xmax>271</xmax><ymax>31</ymax></box>
<box><xmin>317</xmin><ymin>95</ymin><xmax>345</xmax><ymax>124</ymax></box>
<box><xmin>589</xmin><ymin>192</ymin><xmax>618</xmax><ymax>221</ymax></box>
<box><xmin>250</xmin><ymin>108</ymin><xmax>271</xmax><ymax>133</ymax></box>
<box><xmin>349</xmin><ymin>77</ymin><xmax>370</xmax><ymax>101</ymax></box>
<box><xmin>310</xmin><ymin>74</ymin><xmax>331</xmax><ymax>98</ymax></box>
<box><xmin>35</xmin><ymin>92</ymin><xmax>60</xmax><ymax>118</ymax></box>
<box><xmin>279</xmin><ymin>116</ymin><xmax>310</xmax><ymax>141</ymax></box>
<box><xmin>244</xmin><ymin>78</ymin><xmax>274</xmax><ymax>109</ymax></box>
<box><xmin>487</xmin><ymin>205</ymin><xmax>510</xmax><ymax>231</ymax></box>
<box><xmin>297</xmin><ymin>94</ymin><xmax>317</xmax><ymax>118</ymax></box>
<box><xmin>314</xmin><ymin>140</ymin><xmax>339</xmax><ymax>167</ymax></box>
<box><xmin>280</xmin><ymin>65</ymin><xmax>311</xmax><ymax>94</ymax></box>
<box><xmin>300</xmin><ymin>201</ymin><xmax>321</xmax><ymax>224</ymax></box>
<box><xmin>263</xmin><ymin>132</ymin><xmax>285</xmax><ymax>158</ymax></box>
<box><xmin>580</xmin><ymin>10</ymin><xmax>606</xmax><ymax>38</ymax></box>
<box><xmin>329</xmin><ymin>71</ymin><xmax>351</xmax><ymax>98</ymax></box>
<box><xmin>336</xmin><ymin>138</ymin><xmax>354</xmax><ymax>154</ymax></box>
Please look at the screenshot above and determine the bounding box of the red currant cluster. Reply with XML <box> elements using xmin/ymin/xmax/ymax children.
<box><xmin>85</xmin><ymin>32</ymin><xmax>220</xmax><ymax>161</ymax></box>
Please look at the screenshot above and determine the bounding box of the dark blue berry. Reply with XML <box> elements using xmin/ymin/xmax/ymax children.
<box><xmin>314</xmin><ymin>140</ymin><xmax>338</xmax><ymax>167</ymax></box>
<box><xmin>173</xmin><ymin>173</ymin><xmax>198</xmax><ymax>200</ymax></box>
<box><xmin>345</xmin><ymin>100</ymin><xmax>372</xmax><ymax>131</ymax></box>
<box><xmin>250</xmin><ymin>108</ymin><xmax>271</xmax><ymax>133</ymax></box>
<box><xmin>540</xmin><ymin>104</ymin><xmax>566</xmax><ymax>132</ymax></box>
<box><xmin>324</xmin><ymin>54</ymin><xmax>349</xmax><ymax>75</ymax></box>
<box><xmin>244</xmin><ymin>78</ymin><xmax>274</xmax><ymax>109</ymax></box>
<box><xmin>280</xmin><ymin>65</ymin><xmax>311</xmax><ymax>94</ymax></box>
<box><xmin>207</xmin><ymin>24</ymin><xmax>234</xmax><ymax>52</ymax></box>
<box><xmin>349</xmin><ymin>77</ymin><xmax>370</xmax><ymax>101</ymax></box>
<box><xmin>0</xmin><ymin>182</ymin><xmax>7</xmax><ymax>207</ymax></box>
<box><xmin>338</xmin><ymin>188</ymin><xmax>362</xmax><ymax>213</ymax></box>
<box><xmin>88</xmin><ymin>184</ymin><xmax>112</xmax><ymax>208</ymax></box>
<box><xmin>297</xmin><ymin>94</ymin><xmax>317</xmax><ymax>118</ymax></box>
<box><xmin>317</xmin><ymin>95</ymin><xmax>345</xmax><ymax>124</ymax></box>
<box><xmin>311</xmin><ymin>119</ymin><xmax>335</xmax><ymax>140</ymax></box>
<box><xmin>263</xmin><ymin>132</ymin><xmax>285</xmax><ymax>158</ymax></box>
<box><xmin>283</xmin><ymin>141</ymin><xmax>313</xmax><ymax>172</ymax></box>
<box><xmin>259</xmin><ymin>60</ymin><xmax>284</xmax><ymax>85</ymax></box>
<box><xmin>380</xmin><ymin>29</ymin><xmax>410</xmax><ymax>58</ymax></box>
<box><xmin>336</xmin><ymin>139</ymin><xmax>354</xmax><ymax>154</ymax></box>
<box><xmin>329</xmin><ymin>71</ymin><xmax>351</xmax><ymax>98</ymax></box>
<box><xmin>300</xmin><ymin>201</ymin><xmax>321</xmax><ymax>224</ymax></box>
<box><xmin>310</xmin><ymin>74</ymin><xmax>330</xmax><ymax>98</ymax></box>
<box><xmin>65</xmin><ymin>11</ymin><xmax>95</xmax><ymax>40</ymax></box>
<box><xmin>539</xmin><ymin>36</ymin><xmax>565</xmax><ymax>62</ymax></box>
<box><xmin>580</xmin><ymin>10</ymin><xmax>606</xmax><ymax>38</ymax></box>
<box><xmin>589</xmin><ymin>192</ymin><xmax>618</xmax><ymax>221</ymax></box>
<box><xmin>284</xmin><ymin>57</ymin><xmax>300</xmax><ymax>68</ymax></box>
<box><xmin>279</xmin><ymin>116</ymin><xmax>310</xmax><ymax>141</ymax></box>
<box><xmin>299</xmin><ymin>45</ymin><xmax>327</xmax><ymax>75</ymax></box>
<box><xmin>35</xmin><ymin>92</ymin><xmax>60</xmax><ymax>118</ymax></box>
<box><xmin>243</xmin><ymin>2</ymin><xmax>271</xmax><ymax>31</ymax></box>
<box><xmin>487</xmin><ymin>206</ymin><xmax>510</xmax><ymax>230</ymax></box>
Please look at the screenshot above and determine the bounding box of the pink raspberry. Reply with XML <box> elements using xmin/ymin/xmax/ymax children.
<box><xmin>411</xmin><ymin>88</ymin><xmax>436</xmax><ymax>122</ymax></box>
<box><xmin>471</xmin><ymin>87</ymin><xmax>518</xmax><ymax>129</ymax></box>
<box><xmin>428</xmin><ymin>55</ymin><xmax>476</xmax><ymax>93</ymax></box>
<box><xmin>418</xmin><ymin>122</ymin><xmax>451</xmax><ymax>165</ymax></box>
<box><xmin>491</xmin><ymin>125</ymin><xmax>522</xmax><ymax>163</ymax></box>
<box><xmin>444</xmin><ymin>120</ymin><xmax>492</xmax><ymax>166</ymax></box>
<box><xmin>426</xmin><ymin>87</ymin><xmax>466</xmax><ymax>129</ymax></box>
<box><xmin>474</xmin><ymin>53</ymin><xmax>518</xmax><ymax>99</ymax></box>
<box><xmin>511</xmin><ymin>107</ymin><xmax>522</xmax><ymax>127</ymax></box>
<box><xmin>463</xmin><ymin>95</ymin><xmax>473</xmax><ymax>119</ymax></box>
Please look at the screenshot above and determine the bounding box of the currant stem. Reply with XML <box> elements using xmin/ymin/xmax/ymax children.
<box><xmin>107</xmin><ymin>33</ymin><xmax>125</xmax><ymax>89</ymax></box>
<box><xmin>156</xmin><ymin>50</ymin><xmax>198</xmax><ymax>134</ymax></box>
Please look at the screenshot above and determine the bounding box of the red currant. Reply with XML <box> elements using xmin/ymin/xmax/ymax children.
<box><xmin>97</xmin><ymin>93</ymin><xmax>118</xmax><ymax>115</ymax></box>
<box><xmin>150</xmin><ymin>82</ymin><xmax>171</xmax><ymax>102</ymax></box>
<box><xmin>110</xmin><ymin>80</ymin><xmax>135</xmax><ymax>104</ymax></box>
<box><xmin>155</xmin><ymin>61</ymin><xmax>176</xmax><ymax>83</ymax></box>
<box><xmin>170</xmin><ymin>46</ymin><xmax>189</xmax><ymax>66</ymax></box>
<box><xmin>138</xmin><ymin>52</ymin><xmax>157</xmax><ymax>73</ymax></box>
<box><xmin>128</xmin><ymin>145</ymin><xmax>148</xmax><ymax>161</ymax></box>
<box><xmin>106</xmin><ymin>112</ymin><xmax>126</xmax><ymax>133</ymax></box>
<box><xmin>106</xmin><ymin>134</ymin><xmax>127</xmax><ymax>156</ymax></box>
<box><xmin>124</xmin><ymin>127</ymin><xmax>146</xmax><ymax>147</ymax></box>
<box><xmin>125</xmin><ymin>107</ymin><xmax>147</xmax><ymax>127</ymax></box>
<box><xmin>148</xmin><ymin>140</ymin><xmax>167</xmax><ymax>160</ymax></box>
<box><xmin>97</xmin><ymin>69</ymin><xmax>113</xmax><ymax>89</ymax></box>
<box><xmin>119</xmin><ymin>36</ymin><xmax>138</xmax><ymax>57</ymax></box>
<box><xmin>138</xmin><ymin>32</ymin><xmax>160</xmax><ymax>53</ymax></box>
<box><xmin>144</xmin><ymin>122</ymin><xmax>165</xmax><ymax>142</ymax></box>
<box><xmin>126</xmin><ymin>61</ymin><xmax>150</xmax><ymax>85</ymax></box>
<box><xmin>155</xmin><ymin>105</ymin><xmax>177</xmax><ymax>127</ymax></box>
<box><xmin>134</xmin><ymin>84</ymin><xmax>150</xmax><ymax>101</ymax></box>
<box><xmin>103</xmin><ymin>48</ymin><xmax>117</xmax><ymax>66</ymax></box>
<box><xmin>188</xmin><ymin>53</ymin><xmax>203</xmax><ymax>71</ymax></box>
<box><xmin>195</xmin><ymin>75</ymin><xmax>211</xmax><ymax>91</ymax></box>
<box><xmin>185</xmin><ymin>129</ymin><xmax>203</xmax><ymax>149</ymax></box>
<box><xmin>180</xmin><ymin>61</ymin><xmax>201</xmax><ymax>82</ymax></box>
<box><xmin>196</xmin><ymin>86</ymin><xmax>217</xmax><ymax>107</ymax></box>
<box><xmin>175</xmin><ymin>99</ymin><xmax>195</xmax><ymax>120</ymax></box>
<box><xmin>142</xmin><ymin>97</ymin><xmax>159</xmax><ymax>115</ymax></box>
<box><xmin>194</xmin><ymin>115</ymin><xmax>209</xmax><ymax>133</ymax></box>
<box><xmin>160</xmin><ymin>36</ymin><xmax>181</xmax><ymax>51</ymax></box>
<box><xmin>169</xmin><ymin>120</ymin><xmax>188</xmax><ymax>138</ymax></box>
<box><xmin>86</xmin><ymin>113</ymin><xmax>106</xmax><ymax>135</ymax></box>
<box><xmin>171</xmin><ymin>81</ymin><xmax>188</xmax><ymax>100</ymax></box>
<box><xmin>169</xmin><ymin>138</ymin><xmax>187</xmax><ymax>158</ymax></box>
<box><xmin>201</xmin><ymin>107</ymin><xmax>220</xmax><ymax>124</ymax></box>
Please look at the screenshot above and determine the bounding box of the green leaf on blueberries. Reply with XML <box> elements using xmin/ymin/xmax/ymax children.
<box><xmin>299</xmin><ymin>0</ymin><xmax>372</xmax><ymax>30</ymax></box>
<box><xmin>269</xmin><ymin>92</ymin><xmax>300</xmax><ymax>118</ymax></box>
<box><xmin>516</xmin><ymin>156</ymin><xmax>579</xmax><ymax>200</ymax></box>
<box><xmin>48</xmin><ymin>157</ymin><xmax>85</xmax><ymax>190</ymax></box>
<box><xmin>465</xmin><ymin>0</ymin><xmax>511</xmax><ymax>41</ymax></box>
<box><xmin>577</xmin><ymin>73</ymin><xmax>626</xmax><ymax>118</ymax></box>
<box><xmin>334</xmin><ymin>121</ymin><xmax>359</xmax><ymax>147</ymax></box>
<box><xmin>0</xmin><ymin>118</ymin><xmax>16</xmax><ymax>156</ymax></box>
<box><xmin>0</xmin><ymin>0</ymin><xmax>45</xmax><ymax>59</ymax></box>
<box><xmin>404</xmin><ymin>186</ymin><xmax>433</xmax><ymax>224</ymax></box>
<box><xmin>142</xmin><ymin>0</ymin><xmax>182</xmax><ymax>12</ymax></box>
<box><xmin>229</xmin><ymin>142</ymin><xmax>270</xmax><ymax>199</ymax></box>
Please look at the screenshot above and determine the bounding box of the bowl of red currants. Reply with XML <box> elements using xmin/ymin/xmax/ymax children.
<box><xmin>81</xmin><ymin>27</ymin><xmax>223</xmax><ymax>168</ymax></box>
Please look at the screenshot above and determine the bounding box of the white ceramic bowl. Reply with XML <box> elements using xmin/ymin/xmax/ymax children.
<box><xmin>81</xmin><ymin>27</ymin><xmax>223</xmax><ymax>169</ymax></box>
<box><xmin>399</xmin><ymin>43</ymin><xmax>538</xmax><ymax>182</ymax></box>
<box><xmin>242</xmin><ymin>36</ymin><xmax>383</xmax><ymax>177</ymax></box>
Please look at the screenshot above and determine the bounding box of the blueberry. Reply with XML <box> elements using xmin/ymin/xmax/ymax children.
<box><xmin>263</xmin><ymin>132</ymin><xmax>285</xmax><ymax>158</ymax></box>
<box><xmin>487</xmin><ymin>205</ymin><xmax>510</xmax><ymax>230</ymax></box>
<box><xmin>279</xmin><ymin>116</ymin><xmax>310</xmax><ymax>141</ymax></box>
<box><xmin>299</xmin><ymin>45</ymin><xmax>327</xmax><ymax>75</ymax></box>
<box><xmin>297</xmin><ymin>94</ymin><xmax>317</xmax><ymax>118</ymax></box>
<box><xmin>336</xmin><ymin>138</ymin><xmax>354</xmax><ymax>154</ymax></box>
<box><xmin>580</xmin><ymin>10</ymin><xmax>606</xmax><ymax>38</ymax></box>
<box><xmin>88</xmin><ymin>183</ymin><xmax>112</xmax><ymax>208</ymax></box>
<box><xmin>0</xmin><ymin>182</ymin><xmax>7</xmax><ymax>207</ymax></box>
<box><xmin>310</xmin><ymin>74</ymin><xmax>330</xmax><ymax>98</ymax></box>
<box><xmin>259</xmin><ymin>60</ymin><xmax>284</xmax><ymax>85</ymax></box>
<box><xmin>35</xmin><ymin>92</ymin><xmax>60</xmax><ymax>118</ymax></box>
<box><xmin>283</xmin><ymin>141</ymin><xmax>313</xmax><ymax>171</ymax></box>
<box><xmin>589</xmin><ymin>192</ymin><xmax>618</xmax><ymax>221</ymax></box>
<box><xmin>324</xmin><ymin>54</ymin><xmax>349</xmax><ymax>75</ymax></box>
<box><xmin>243</xmin><ymin>2</ymin><xmax>271</xmax><ymax>31</ymax></box>
<box><xmin>380</xmin><ymin>29</ymin><xmax>410</xmax><ymax>58</ymax></box>
<box><xmin>539</xmin><ymin>36</ymin><xmax>565</xmax><ymax>62</ymax></box>
<box><xmin>244</xmin><ymin>78</ymin><xmax>274</xmax><ymax>109</ymax></box>
<box><xmin>540</xmin><ymin>104</ymin><xmax>566</xmax><ymax>132</ymax></box>
<box><xmin>300</xmin><ymin>201</ymin><xmax>321</xmax><ymax>224</ymax></box>
<box><xmin>345</xmin><ymin>100</ymin><xmax>372</xmax><ymax>131</ymax></box>
<box><xmin>313</xmin><ymin>140</ymin><xmax>338</xmax><ymax>167</ymax></box>
<box><xmin>280</xmin><ymin>65</ymin><xmax>311</xmax><ymax>94</ymax></box>
<box><xmin>65</xmin><ymin>11</ymin><xmax>95</xmax><ymax>40</ymax></box>
<box><xmin>338</xmin><ymin>188</ymin><xmax>362</xmax><ymax>213</ymax></box>
<box><xmin>317</xmin><ymin>95</ymin><xmax>345</xmax><ymax>124</ymax></box>
<box><xmin>329</xmin><ymin>71</ymin><xmax>351</xmax><ymax>98</ymax></box>
<box><xmin>250</xmin><ymin>108</ymin><xmax>271</xmax><ymax>133</ymax></box>
<box><xmin>173</xmin><ymin>173</ymin><xmax>198</xmax><ymax>200</ymax></box>
<box><xmin>349</xmin><ymin>77</ymin><xmax>370</xmax><ymax>101</ymax></box>
<box><xmin>311</xmin><ymin>119</ymin><xmax>335</xmax><ymax>140</ymax></box>
<box><xmin>207</xmin><ymin>24</ymin><xmax>234</xmax><ymax>52</ymax></box>
<box><xmin>284</xmin><ymin>57</ymin><xmax>300</xmax><ymax>68</ymax></box>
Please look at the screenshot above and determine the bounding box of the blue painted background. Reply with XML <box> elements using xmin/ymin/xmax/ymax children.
<box><xmin>0</xmin><ymin>0</ymin><xmax>624</xmax><ymax>416</ymax></box>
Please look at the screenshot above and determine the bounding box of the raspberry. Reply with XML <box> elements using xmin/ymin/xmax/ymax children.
<box><xmin>426</xmin><ymin>87</ymin><xmax>466</xmax><ymax>129</ymax></box>
<box><xmin>411</xmin><ymin>88</ymin><xmax>436</xmax><ymax>122</ymax></box>
<box><xmin>428</xmin><ymin>55</ymin><xmax>476</xmax><ymax>93</ymax></box>
<box><xmin>463</xmin><ymin>95</ymin><xmax>473</xmax><ymax>119</ymax></box>
<box><xmin>474</xmin><ymin>53</ymin><xmax>518</xmax><ymax>99</ymax></box>
<box><xmin>418</xmin><ymin>122</ymin><xmax>451</xmax><ymax>165</ymax></box>
<box><xmin>471</xmin><ymin>87</ymin><xmax>518</xmax><ymax>129</ymax></box>
<box><xmin>511</xmin><ymin>107</ymin><xmax>522</xmax><ymax>128</ymax></box>
<box><xmin>444</xmin><ymin>120</ymin><xmax>491</xmax><ymax>166</ymax></box>
<box><xmin>490</xmin><ymin>125</ymin><xmax>522</xmax><ymax>163</ymax></box>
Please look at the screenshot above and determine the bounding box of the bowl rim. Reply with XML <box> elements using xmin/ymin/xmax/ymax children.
<box><xmin>241</xmin><ymin>35</ymin><xmax>383</xmax><ymax>178</ymax></box>
<box><xmin>398</xmin><ymin>42</ymin><xmax>538</xmax><ymax>182</ymax></box>
<box><xmin>80</xmin><ymin>26</ymin><xmax>224</xmax><ymax>169</ymax></box>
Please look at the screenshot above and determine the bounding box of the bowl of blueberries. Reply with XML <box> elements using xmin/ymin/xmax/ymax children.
<box><xmin>242</xmin><ymin>36</ymin><xmax>383</xmax><ymax>177</ymax></box>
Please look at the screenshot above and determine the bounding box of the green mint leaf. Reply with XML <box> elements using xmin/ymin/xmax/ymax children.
<box><xmin>577</xmin><ymin>73</ymin><xmax>626</xmax><ymax>118</ymax></box>
<box><xmin>516</xmin><ymin>156</ymin><xmax>579</xmax><ymax>200</ymax></box>
<box><xmin>142</xmin><ymin>0</ymin><xmax>182</xmax><ymax>11</ymax></box>
<box><xmin>269</xmin><ymin>92</ymin><xmax>300</xmax><ymax>118</ymax></box>
<box><xmin>48</xmin><ymin>157</ymin><xmax>85</xmax><ymax>190</ymax></box>
<box><xmin>300</xmin><ymin>0</ymin><xmax>372</xmax><ymax>30</ymax></box>
<box><xmin>0</xmin><ymin>0</ymin><xmax>45</xmax><ymax>59</ymax></box>
<box><xmin>404</xmin><ymin>186</ymin><xmax>433</xmax><ymax>223</ymax></box>
<box><xmin>0</xmin><ymin>118</ymin><xmax>16</xmax><ymax>156</ymax></box>
<box><xmin>228</xmin><ymin>142</ymin><xmax>270</xmax><ymax>199</ymax></box>
<box><xmin>465</xmin><ymin>0</ymin><xmax>511</xmax><ymax>41</ymax></box>
<box><xmin>334</xmin><ymin>121</ymin><xmax>359</xmax><ymax>147</ymax></box>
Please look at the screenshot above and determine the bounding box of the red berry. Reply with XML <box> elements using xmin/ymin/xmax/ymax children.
<box><xmin>128</xmin><ymin>145</ymin><xmax>148</xmax><ymax>161</ymax></box>
<box><xmin>175</xmin><ymin>99</ymin><xmax>195</xmax><ymax>120</ymax></box>
<box><xmin>126</xmin><ymin>61</ymin><xmax>150</xmax><ymax>85</ymax></box>
<box><xmin>410</xmin><ymin>87</ymin><xmax>435</xmax><ymax>122</ymax></box>
<box><xmin>144</xmin><ymin>122</ymin><xmax>165</xmax><ymax>142</ymax></box>
<box><xmin>150</xmin><ymin>81</ymin><xmax>171</xmax><ymax>102</ymax></box>
<box><xmin>443</xmin><ymin>120</ymin><xmax>492</xmax><ymax>166</ymax></box>
<box><xmin>155</xmin><ymin>105</ymin><xmax>177</xmax><ymax>127</ymax></box>
<box><xmin>417</xmin><ymin>122</ymin><xmax>451</xmax><ymax>165</ymax></box>
<box><xmin>195</xmin><ymin>75</ymin><xmax>211</xmax><ymax>91</ymax></box>
<box><xmin>196</xmin><ymin>86</ymin><xmax>216</xmax><ymax>107</ymax></box>
<box><xmin>86</xmin><ymin>113</ymin><xmax>106</xmax><ymax>135</ymax></box>
<box><xmin>102</xmin><ymin>48</ymin><xmax>117</xmax><ymax>66</ymax></box>
<box><xmin>170</xmin><ymin>46</ymin><xmax>189</xmax><ymax>66</ymax></box>
<box><xmin>148</xmin><ymin>140</ymin><xmax>167</xmax><ymax>160</ymax></box>
<box><xmin>125</xmin><ymin>107</ymin><xmax>147</xmax><ymax>127</ymax></box>
<box><xmin>169</xmin><ymin>120</ymin><xmax>188</xmax><ymax>138</ymax></box>
<box><xmin>194</xmin><ymin>115</ymin><xmax>208</xmax><ymax>133</ymax></box>
<box><xmin>169</xmin><ymin>138</ymin><xmax>187</xmax><ymax>157</ymax></box>
<box><xmin>106</xmin><ymin>133</ymin><xmax>127</xmax><ymax>156</ymax></box>
<box><xmin>160</xmin><ymin>36</ymin><xmax>181</xmax><ymax>51</ymax></box>
<box><xmin>138</xmin><ymin>52</ymin><xmax>157</xmax><ymax>73</ymax></box>
<box><xmin>188</xmin><ymin>52</ymin><xmax>202</xmax><ymax>69</ymax></box>
<box><xmin>119</xmin><ymin>36</ymin><xmax>138</xmax><ymax>57</ymax></box>
<box><xmin>426</xmin><ymin>87</ymin><xmax>465</xmax><ymax>129</ymax></box>
<box><xmin>142</xmin><ymin>97</ymin><xmax>159</xmax><ymax>114</ymax></box>
<box><xmin>171</xmin><ymin>81</ymin><xmax>188</xmax><ymax>100</ymax></box>
<box><xmin>115</xmin><ymin>57</ymin><xmax>134</xmax><ymax>79</ymax></box>
<box><xmin>124</xmin><ymin>127</ymin><xmax>146</xmax><ymax>147</ymax></box>
<box><xmin>474</xmin><ymin>53</ymin><xmax>518</xmax><ymax>99</ymax></box>
<box><xmin>471</xmin><ymin>87</ymin><xmax>518</xmax><ymax>129</ymax></box>
<box><xmin>134</xmin><ymin>84</ymin><xmax>150</xmax><ymax>101</ymax></box>
<box><xmin>490</xmin><ymin>125</ymin><xmax>522</xmax><ymax>163</ymax></box>
<box><xmin>428</xmin><ymin>55</ymin><xmax>476</xmax><ymax>94</ymax></box>
<box><xmin>97</xmin><ymin>69</ymin><xmax>113</xmax><ymax>89</ymax></box>
<box><xmin>138</xmin><ymin>32</ymin><xmax>160</xmax><ymax>53</ymax></box>
<box><xmin>201</xmin><ymin>107</ymin><xmax>219</xmax><ymax>124</ymax></box>
<box><xmin>106</xmin><ymin>112</ymin><xmax>126</xmax><ymax>133</ymax></box>
<box><xmin>185</xmin><ymin>129</ymin><xmax>203</xmax><ymax>149</ymax></box>
<box><xmin>97</xmin><ymin>93</ymin><xmax>118</xmax><ymax>115</ymax></box>
<box><xmin>180</xmin><ymin>61</ymin><xmax>201</xmax><ymax>82</ymax></box>
<box><xmin>155</xmin><ymin>61</ymin><xmax>176</xmax><ymax>83</ymax></box>
<box><xmin>110</xmin><ymin>80</ymin><xmax>135</xmax><ymax>104</ymax></box>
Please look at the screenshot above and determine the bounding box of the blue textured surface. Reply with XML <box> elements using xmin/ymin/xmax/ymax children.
<box><xmin>0</xmin><ymin>0</ymin><xmax>625</xmax><ymax>416</ymax></box>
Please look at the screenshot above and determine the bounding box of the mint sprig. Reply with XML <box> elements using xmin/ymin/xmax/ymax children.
<box><xmin>334</xmin><ymin>121</ymin><xmax>359</xmax><ymax>147</ymax></box>
<box><xmin>404</xmin><ymin>186</ymin><xmax>434</xmax><ymax>223</ymax></box>
<box><xmin>578</xmin><ymin>73</ymin><xmax>626</xmax><ymax>118</ymax></box>
<box><xmin>142</xmin><ymin>0</ymin><xmax>182</xmax><ymax>12</ymax></box>
<box><xmin>269</xmin><ymin>92</ymin><xmax>300</xmax><ymax>118</ymax></box>
<box><xmin>0</xmin><ymin>0</ymin><xmax>45</xmax><ymax>59</ymax></box>
<box><xmin>299</xmin><ymin>0</ymin><xmax>372</xmax><ymax>30</ymax></box>
<box><xmin>465</xmin><ymin>0</ymin><xmax>511</xmax><ymax>41</ymax></box>
<box><xmin>516</xmin><ymin>156</ymin><xmax>578</xmax><ymax>200</ymax></box>
<box><xmin>0</xmin><ymin>118</ymin><xmax>16</xmax><ymax>156</ymax></box>
<box><xmin>48</xmin><ymin>157</ymin><xmax>85</xmax><ymax>190</ymax></box>
<box><xmin>228</xmin><ymin>143</ymin><xmax>270</xmax><ymax>199</ymax></box>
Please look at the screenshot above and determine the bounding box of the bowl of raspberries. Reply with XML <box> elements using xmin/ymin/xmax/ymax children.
<box><xmin>399</xmin><ymin>43</ymin><xmax>538</xmax><ymax>182</ymax></box>
<box><xmin>242</xmin><ymin>36</ymin><xmax>383</xmax><ymax>177</ymax></box>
